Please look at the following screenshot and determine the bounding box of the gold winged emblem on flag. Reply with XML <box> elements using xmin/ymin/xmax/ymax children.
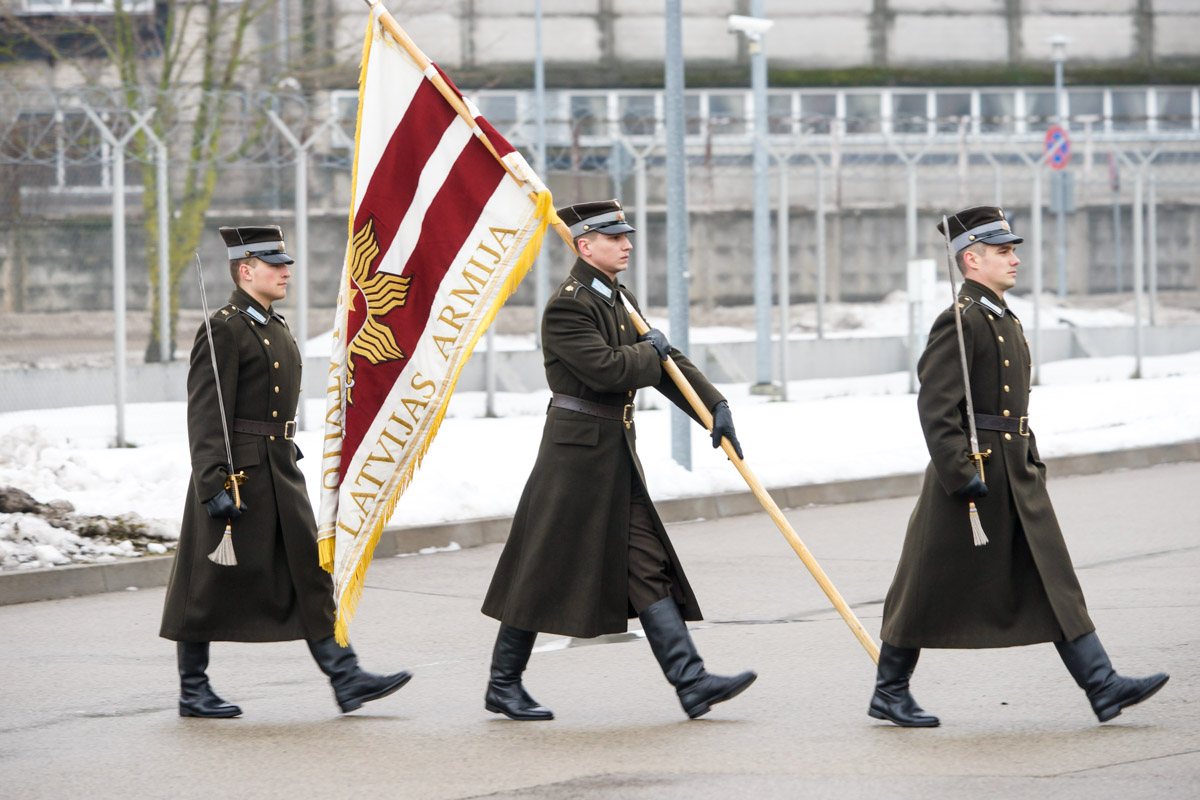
<box><xmin>345</xmin><ymin>217</ymin><xmax>411</xmax><ymax>404</ymax></box>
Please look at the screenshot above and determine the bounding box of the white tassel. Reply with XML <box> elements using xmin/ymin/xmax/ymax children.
<box><xmin>968</xmin><ymin>500</ymin><xmax>989</xmax><ymax>547</ymax></box>
<box><xmin>207</xmin><ymin>523</ymin><xmax>238</xmax><ymax>566</ymax></box>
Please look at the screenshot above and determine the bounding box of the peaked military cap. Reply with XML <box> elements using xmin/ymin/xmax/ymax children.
<box><xmin>937</xmin><ymin>206</ymin><xmax>1023</xmax><ymax>254</ymax></box>
<box><xmin>557</xmin><ymin>199</ymin><xmax>635</xmax><ymax>239</ymax></box>
<box><xmin>219</xmin><ymin>224</ymin><xmax>294</xmax><ymax>265</ymax></box>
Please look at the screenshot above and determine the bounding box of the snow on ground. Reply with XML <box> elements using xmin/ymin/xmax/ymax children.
<box><xmin>3</xmin><ymin>335</ymin><xmax>1198</xmax><ymax>570</ymax></box>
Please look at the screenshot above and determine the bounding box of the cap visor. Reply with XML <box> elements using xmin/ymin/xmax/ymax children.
<box><xmin>595</xmin><ymin>222</ymin><xmax>635</xmax><ymax>235</ymax></box>
<box><xmin>979</xmin><ymin>232</ymin><xmax>1023</xmax><ymax>246</ymax></box>
<box><xmin>259</xmin><ymin>253</ymin><xmax>295</xmax><ymax>265</ymax></box>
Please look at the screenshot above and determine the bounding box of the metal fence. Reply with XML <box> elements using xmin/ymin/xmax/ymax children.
<box><xmin>2</xmin><ymin>82</ymin><xmax>1199</xmax><ymax>438</ymax></box>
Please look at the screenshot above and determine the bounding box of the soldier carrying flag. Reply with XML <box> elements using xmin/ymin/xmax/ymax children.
<box><xmin>481</xmin><ymin>200</ymin><xmax>757</xmax><ymax>721</ymax></box>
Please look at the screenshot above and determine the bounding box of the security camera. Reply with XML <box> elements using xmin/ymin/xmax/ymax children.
<box><xmin>727</xmin><ymin>14</ymin><xmax>774</xmax><ymax>38</ymax></box>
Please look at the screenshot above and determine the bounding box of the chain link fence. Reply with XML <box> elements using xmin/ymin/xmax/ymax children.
<box><xmin>2</xmin><ymin>82</ymin><xmax>1199</xmax><ymax>419</ymax></box>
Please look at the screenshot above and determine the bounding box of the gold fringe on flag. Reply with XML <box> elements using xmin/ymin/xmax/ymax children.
<box><xmin>331</xmin><ymin>190</ymin><xmax>559</xmax><ymax>645</ymax></box>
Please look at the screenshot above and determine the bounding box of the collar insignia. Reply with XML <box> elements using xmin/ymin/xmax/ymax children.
<box><xmin>977</xmin><ymin>295</ymin><xmax>1006</xmax><ymax>317</ymax></box>
<box><xmin>243</xmin><ymin>305</ymin><xmax>268</xmax><ymax>324</ymax></box>
<box><xmin>590</xmin><ymin>277</ymin><xmax>613</xmax><ymax>298</ymax></box>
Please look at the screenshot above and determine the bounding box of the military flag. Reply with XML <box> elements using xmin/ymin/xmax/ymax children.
<box><xmin>317</xmin><ymin>0</ymin><xmax>557</xmax><ymax>644</ymax></box>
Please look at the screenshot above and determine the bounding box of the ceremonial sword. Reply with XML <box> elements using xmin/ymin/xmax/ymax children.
<box><xmin>941</xmin><ymin>216</ymin><xmax>989</xmax><ymax>547</ymax></box>
<box><xmin>194</xmin><ymin>252</ymin><xmax>246</xmax><ymax>565</ymax></box>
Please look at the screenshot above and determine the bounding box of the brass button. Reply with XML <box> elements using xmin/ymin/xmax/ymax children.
<box><xmin>620</xmin><ymin>324</ymin><xmax>625</xmax><ymax>331</ymax></box>
<box><xmin>1004</xmin><ymin>433</ymin><xmax>1012</xmax><ymax>441</ymax></box>
<box><xmin>264</xmin><ymin>338</ymin><xmax>270</xmax><ymax>345</ymax></box>
<box><xmin>274</xmin><ymin>361</ymin><xmax>279</xmax><ymax>368</ymax></box>
<box><xmin>249</xmin><ymin>320</ymin><xmax>255</xmax><ymax>326</ymax></box>
<box><xmin>1025</xmin><ymin>338</ymin><xmax>1029</xmax><ymax>344</ymax></box>
<box><xmin>1004</xmin><ymin>359</ymin><xmax>1010</xmax><ymax>367</ymax></box>
<box><xmin>998</xmin><ymin>335</ymin><xmax>1005</xmax><ymax>343</ymax></box>
<box><xmin>1004</xmin><ymin>385</ymin><xmax>1010</xmax><ymax>392</ymax></box>
<box><xmin>628</xmin><ymin>391</ymin><xmax>633</xmax><ymax>397</ymax></box>
<box><xmin>274</xmin><ymin>386</ymin><xmax>280</xmax><ymax>393</ymax></box>
<box><xmin>1003</xmin><ymin>410</ymin><xmax>1010</xmax><ymax>417</ymax></box>
<box><xmin>272</xmin><ymin>410</ymin><xmax>278</xmax><ymax>418</ymax></box>
<box><xmin>270</xmin><ymin>435</ymin><xmax>276</xmax><ymax>441</ymax></box>
<box><xmin>988</xmin><ymin>314</ymin><xmax>995</xmax><ymax>320</ymax></box>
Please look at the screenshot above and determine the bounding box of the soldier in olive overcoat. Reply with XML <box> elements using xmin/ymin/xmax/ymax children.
<box><xmin>481</xmin><ymin>200</ymin><xmax>756</xmax><ymax>721</ymax></box>
<box><xmin>870</xmin><ymin>207</ymin><xmax>1169</xmax><ymax>727</ymax></box>
<box><xmin>160</xmin><ymin>224</ymin><xmax>410</xmax><ymax>718</ymax></box>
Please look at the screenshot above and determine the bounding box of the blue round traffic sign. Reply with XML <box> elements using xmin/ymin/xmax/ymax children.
<box><xmin>1045</xmin><ymin>125</ymin><xmax>1070</xmax><ymax>171</ymax></box>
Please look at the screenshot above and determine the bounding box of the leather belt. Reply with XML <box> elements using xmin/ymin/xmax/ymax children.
<box><xmin>234</xmin><ymin>418</ymin><xmax>296</xmax><ymax>440</ymax></box>
<box><xmin>550</xmin><ymin>392</ymin><xmax>635</xmax><ymax>429</ymax></box>
<box><xmin>973</xmin><ymin>413</ymin><xmax>1029</xmax><ymax>437</ymax></box>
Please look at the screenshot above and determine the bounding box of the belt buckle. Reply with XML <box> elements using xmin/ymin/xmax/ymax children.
<box><xmin>1018</xmin><ymin>416</ymin><xmax>1029</xmax><ymax>437</ymax></box>
<box><xmin>622</xmin><ymin>404</ymin><xmax>634</xmax><ymax>429</ymax></box>
<box><xmin>284</xmin><ymin>420</ymin><xmax>297</xmax><ymax>440</ymax></box>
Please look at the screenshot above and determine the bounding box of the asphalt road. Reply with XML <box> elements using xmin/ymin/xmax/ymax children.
<box><xmin>1</xmin><ymin>462</ymin><xmax>1196</xmax><ymax>799</ymax></box>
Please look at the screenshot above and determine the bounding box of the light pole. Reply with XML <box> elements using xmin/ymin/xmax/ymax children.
<box><xmin>1050</xmin><ymin>34</ymin><xmax>1069</xmax><ymax>300</ymax></box>
<box><xmin>729</xmin><ymin>7</ymin><xmax>775</xmax><ymax>394</ymax></box>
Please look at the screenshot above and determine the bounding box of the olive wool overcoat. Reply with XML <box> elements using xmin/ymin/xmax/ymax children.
<box><xmin>482</xmin><ymin>260</ymin><xmax>725</xmax><ymax>638</ymax></box>
<box><xmin>881</xmin><ymin>279</ymin><xmax>1095</xmax><ymax>649</ymax></box>
<box><xmin>160</xmin><ymin>287</ymin><xmax>335</xmax><ymax>643</ymax></box>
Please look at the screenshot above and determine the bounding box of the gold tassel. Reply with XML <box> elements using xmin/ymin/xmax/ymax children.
<box><xmin>318</xmin><ymin>536</ymin><xmax>336</xmax><ymax>574</ymax></box>
<box><xmin>968</xmin><ymin>500</ymin><xmax>989</xmax><ymax>547</ymax></box>
<box><xmin>207</xmin><ymin>522</ymin><xmax>238</xmax><ymax>566</ymax></box>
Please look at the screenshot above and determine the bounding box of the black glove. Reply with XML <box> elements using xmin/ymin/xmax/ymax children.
<box><xmin>205</xmin><ymin>488</ymin><xmax>247</xmax><ymax>520</ymax></box>
<box><xmin>710</xmin><ymin>401</ymin><xmax>743</xmax><ymax>460</ymax></box>
<box><xmin>638</xmin><ymin>328</ymin><xmax>671</xmax><ymax>360</ymax></box>
<box><xmin>953</xmin><ymin>474</ymin><xmax>988</xmax><ymax>499</ymax></box>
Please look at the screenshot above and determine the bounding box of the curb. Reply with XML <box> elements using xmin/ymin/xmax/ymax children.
<box><xmin>2</xmin><ymin>440</ymin><xmax>1196</xmax><ymax>607</ymax></box>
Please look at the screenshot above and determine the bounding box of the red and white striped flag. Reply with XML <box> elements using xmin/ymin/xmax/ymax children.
<box><xmin>317</xmin><ymin>1</ymin><xmax>557</xmax><ymax>644</ymax></box>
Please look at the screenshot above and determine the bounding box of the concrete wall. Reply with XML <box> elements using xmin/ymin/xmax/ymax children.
<box><xmin>5</xmin><ymin>324</ymin><xmax>1200</xmax><ymax>413</ymax></box>
<box><xmin>3</xmin><ymin>197</ymin><xmax>1195</xmax><ymax>313</ymax></box>
<box><xmin>347</xmin><ymin>0</ymin><xmax>1197</xmax><ymax>74</ymax></box>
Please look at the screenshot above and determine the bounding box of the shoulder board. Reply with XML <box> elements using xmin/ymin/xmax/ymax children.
<box><xmin>955</xmin><ymin>296</ymin><xmax>975</xmax><ymax>315</ymax></box>
<box><xmin>215</xmin><ymin>304</ymin><xmax>238</xmax><ymax>322</ymax></box>
<box><xmin>557</xmin><ymin>278</ymin><xmax>582</xmax><ymax>299</ymax></box>
<box><xmin>579</xmin><ymin>276</ymin><xmax>616</xmax><ymax>306</ymax></box>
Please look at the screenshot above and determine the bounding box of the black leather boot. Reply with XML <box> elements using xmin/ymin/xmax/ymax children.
<box><xmin>867</xmin><ymin>642</ymin><xmax>939</xmax><ymax>727</ymax></box>
<box><xmin>177</xmin><ymin>642</ymin><xmax>242</xmax><ymax>718</ymax></box>
<box><xmin>484</xmin><ymin>624</ymin><xmax>554</xmax><ymax>720</ymax></box>
<box><xmin>307</xmin><ymin>637</ymin><xmax>412</xmax><ymax>713</ymax></box>
<box><xmin>1055</xmin><ymin>632</ymin><xmax>1169</xmax><ymax>722</ymax></box>
<box><xmin>639</xmin><ymin>597</ymin><xmax>756</xmax><ymax>719</ymax></box>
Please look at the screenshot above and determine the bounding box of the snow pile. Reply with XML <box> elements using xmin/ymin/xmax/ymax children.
<box><xmin>0</xmin><ymin>484</ymin><xmax>175</xmax><ymax>571</ymax></box>
<box><xmin>3</xmin><ymin>307</ymin><xmax>1199</xmax><ymax>571</ymax></box>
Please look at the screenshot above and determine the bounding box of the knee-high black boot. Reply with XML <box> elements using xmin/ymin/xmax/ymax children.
<box><xmin>1055</xmin><ymin>632</ymin><xmax>1169</xmax><ymax>722</ymax></box>
<box><xmin>867</xmin><ymin>642</ymin><xmax>939</xmax><ymax>727</ymax></box>
<box><xmin>307</xmin><ymin>637</ymin><xmax>412</xmax><ymax>713</ymax></box>
<box><xmin>639</xmin><ymin>597</ymin><xmax>756</xmax><ymax>719</ymax></box>
<box><xmin>484</xmin><ymin>624</ymin><xmax>553</xmax><ymax>720</ymax></box>
<box><xmin>177</xmin><ymin>642</ymin><xmax>242</xmax><ymax>718</ymax></box>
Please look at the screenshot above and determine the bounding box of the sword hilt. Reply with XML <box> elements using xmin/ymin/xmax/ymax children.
<box><xmin>970</xmin><ymin>450</ymin><xmax>989</xmax><ymax>484</ymax></box>
<box><xmin>225</xmin><ymin>471</ymin><xmax>247</xmax><ymax>509</ymax></box>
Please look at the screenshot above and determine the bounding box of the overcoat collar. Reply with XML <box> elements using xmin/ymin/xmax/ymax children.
<box><xmin>228</xmin><ymin>286</ymin><xmax>283</xmax><ymax>324</ymax></box>
<box><xmin>960</xmin><ymin>279</ymin><xmax>1008</xmax><ymax>317</ymax></box>
<box><xmin>570</xmin><ymin>258</ymin><xmax>621</xmax><ymax>306</ymax></box>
